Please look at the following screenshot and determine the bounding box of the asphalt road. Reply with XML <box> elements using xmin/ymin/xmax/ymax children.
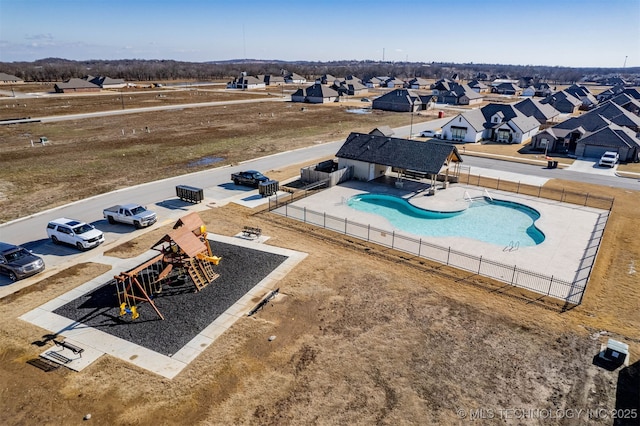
<box><xmin>1</xmin><ymin>116</ymin><xmax>639</xmax><ymax>289</ymax></box>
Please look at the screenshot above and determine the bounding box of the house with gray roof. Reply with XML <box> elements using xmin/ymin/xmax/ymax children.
<box><xmin>335</xmin><ymin>132</ymin><xmax>463</xmax><ymax>185</ymax></box>
<box><xmin>514</xmin><ymin>98</ymin><xmax>561</xmax><ymax>124</ymax></box>
<box><xmin>564</xmin><ymin>84</ymin><xmax>597</xmax><ymax>110</ymax></box>
<box><xmin>332</xmin><ymin>80</ymin><xmax>368</xmax><ymax>96</ymax></box>
<box><xmin>440</xmin><ymin>103</ymin><xmax>540</xmax><ymax>144</ymax></box>
<box><xmin>284</xmin><ymin>72</ymin><xmax>306</xmax><ymax>84</ymax></box>
<box><xmin>540</xmin><ymin>91</ymin><xmax>582</xmax><ymax>114</ymax></box>
<box><xmin>467</xmin><ymin>80</ymin><xmax>489</xmax><ymax>93</ymax></box>
<box><xmin>435</xmin><ymin>84</ymin><xmax>483</xmax><ymax>106</ymax></box>
<box><xmin>263</xmin><ymin>74</ymin><xmax>285</xmax><ymax>85</ymax></box>
<box><xmin>227</xmin><ymin>74</ymin><xmax>266</xmax><ymax>90</ymax></box>
<box><xmin>407</xmin><ymin>77</ymin><xmax>430</xmax><ymax>89</ymax></box>
<box><xmin>383</xmin><ymin>77</ymin><xmax>405</xmax><ymax>88</ymax></box>
<box><xmin>290</xmin><ymin>83</ymin><xmax>339</xmax><ymax>104</ymax></box>
<box><xmin>369</xmin><ymin>126</ymin><xmax>395</xmax><ymax>137</ymax></box>
<box><xmin>88</xmin><ymin>75</ymin><xmax>126</xmax><ymax>89</ymax></box>
<box><xmin>574</xmin><ymin>124</ymin><xmax>640</xmax><ymax>161</ymax></box>
<box><xmin>533</xmin><ymin>83</ymin><xmax>553</xmax><ymax>97</ymax></box>
<box><xmin>54</xmin><ymin>78</ymin><xmax>101</xmax><ymax>93</ymax></box>
<box><xmin>363</xmin><ymin>76</ymin><xmax>390</xmax><ymax>88</ymax></box>
<box><xmin>492</xmin><ymin>82</ymin><xmax>522</xmax><ymax>96</ymax></box>
<box><xmin>0</xmin><ymin>72</ymin><xmax>23</xmax><ymax>84</ymax></box>
<box><xmin>530</xmin><ymin>101</ymin><xmax>640</xmax><ymax>158</ymax></box>
<box><xmin>609</xmin><ymin>93</ymin><xmax>640</xmax><ymax>116</ymax></box>
<box><xmin>372</xmin><ymin>89</ymin><xmax>422</xmax><ymax>112</ymax></box>
<box><xmin>317</xmin><ymin>74</ymin><xmax>338</xmax><ymax>85</ymax></box>
<box><xmin>430</xmin><ymin>79</ymin><xmax>456</xmax><ymax>95</ymax></box>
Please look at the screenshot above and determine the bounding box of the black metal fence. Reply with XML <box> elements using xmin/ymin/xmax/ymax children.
<box><xmin>459</xmin><ymin>170</ymin><xmax>615</xmax><ymax>211</ymax></box>
<box><xmin>272</xmin><ymin>203</ymin><xmax>587</xmax><ymax>306</ymax></box>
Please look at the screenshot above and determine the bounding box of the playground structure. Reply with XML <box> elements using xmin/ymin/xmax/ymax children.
<box><xmin>114</xmin><ymin>212</ymin><xmax>221</xmax><ymax>320</ymax></box>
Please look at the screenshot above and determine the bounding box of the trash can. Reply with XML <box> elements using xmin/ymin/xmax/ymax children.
<box><xmin>547</xmin><ymin>160</ymin><xmax>553</xmax><ymax>168</ymax></box>
<box><xmin>553</xmin><ymin>161</ymin><xmax>558</xmax><ymax>168</ymax></box>
<box><xmin>258</xmin><ymin>180</ymin><xmax>279</xmax><ymax>197</ymax></box>
<box><xmin>176</xmin><ymin>185</ymin><xmax>204</xmax><ymax>203</ymax></box>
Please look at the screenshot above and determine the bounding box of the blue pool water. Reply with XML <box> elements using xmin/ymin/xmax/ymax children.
<box><xmin>347</xmin><ymin>194</ymin><xmax>545</xmax><ymax>247</ymax></box>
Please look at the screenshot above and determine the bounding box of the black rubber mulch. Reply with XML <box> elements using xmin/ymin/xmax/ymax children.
<box><xmin>53</xmin><ymin>241</ymin><xmax>288</xmax><ymax>356</ymax></box>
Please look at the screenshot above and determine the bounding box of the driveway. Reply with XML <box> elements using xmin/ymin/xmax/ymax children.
<box><xmin>565</xmin><ymin>158</ymin><xmax>618</xmax><ymax>176</ymax></box>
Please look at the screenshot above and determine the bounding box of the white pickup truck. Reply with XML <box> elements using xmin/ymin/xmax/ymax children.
<box><xmin>103</xmin><ymin>204</ymin><xmax>157</xmax><ymax>228</ymax></box>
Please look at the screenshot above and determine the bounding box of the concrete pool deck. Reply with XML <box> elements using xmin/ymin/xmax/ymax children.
<box><xmin>273</xmin><ymin>179</ymin><xmax>609</xmax><ymax>304</ymax></box>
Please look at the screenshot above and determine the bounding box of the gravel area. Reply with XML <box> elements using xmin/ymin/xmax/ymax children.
<box><xmin>53</xmin><ymin>241</ymin><xmax>288</xmax><ymax>355</ymax></box>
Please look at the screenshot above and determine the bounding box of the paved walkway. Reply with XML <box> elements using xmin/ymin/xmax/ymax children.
<box><xmin>273</xmin><ymin>179</ymin><xmax>608</xmax><ymax>304</ymax></box>
<box><xmin>19</xmin><ymin>234</ymin><xmax>307</xmax><ymax>378</ymax></box>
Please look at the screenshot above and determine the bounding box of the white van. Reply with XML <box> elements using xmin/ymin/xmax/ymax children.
<box><xmin>46</xmin><ymin>218</ymin><xmax>105</xmax><ymax>250</ymax></box>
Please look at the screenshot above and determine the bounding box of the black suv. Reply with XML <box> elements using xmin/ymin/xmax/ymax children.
<box><xmin>0</xmin><ymin>242</ymin><xmax>45</xmax><ymax>281</ymax></box>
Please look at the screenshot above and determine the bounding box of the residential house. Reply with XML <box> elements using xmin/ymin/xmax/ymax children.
<box><xmin>407</xmin><ymin>77</ymin><xmax>430</xmax><ymax>89</ymax></box>
<box><xmin>440</xmin><ymin>103</ymin><xmax>540</xmax><ymax>144</ymax></box>
<box><xmin>590</xmin><ymin>101</ymin><xmax>640</xmax><ymax>132</ymax></box>
<box><xmin>335</xmin><ymin>132</ymin><xmax>463</xmax><ymax>184</ymax></box>
<box><xmin>435</xmin><ymin>84</ymin><xmax>483</xmax><ymax>106</ymax></box>
<box><xmin>533</xmin><ymin>83</ymin><xmax>553</xmax><ymax>97</ymax></box>
<box><xmin>514</xmin><ymin>98</ymin><xmax>561</xmax><ymax>124</ymax></box>
<box><xmin>540</xmin><ymin>91</ymin><xmax>582</xmax><ymax>114</ymax></box>
<box><xmin>564</xmin><ymin>84</ymin><xmax>597</xmax><ymax>110</ymax></box>
<box><xmin>317</xmin><ymin>74</ymin><xmax>338</xmax><ymax>85</ymax></box>
<box><xmin>369</xmin><ymin>126</ymin><xmax>395</xmax><ymax>137</ymax></box>
<box><xmin>284</xmin><ymin>72</ymin><xmax>306</xmax><ymax>84</ymax></box>
<box><xmin>0</xmin><ymin>72</ymin><xmax>23</xmax><ymax>84</ymax></box>
<box><xmin>54</xmin><ymin>78</ymin><xmax>101</xmax><ymax>93</ymax></box>
<box><xmin>88</xmin><ymin>76</ymin><xmax>126</xmax><ymax>89</ymax></box>
<box><xmin>383</xmin><ymin>77</ymin><xmax>405</xmax><ymax>88</ymax></box>
<box><xmin>467</xmin><ymin>80</ymin><xmax>489</xmax><ymax>93</ymax></box>
<box><xmin>609</xmin><ymin>93</ymin><xmax>640</xmax><ymax>116</ymax></box>
<box><xmin>363</xmin><ymin>76</ymin><xmax>389</xmax><ymax>88</ymax></box>
<box><xmin>372</xmin><ymin>89</ymin><xmax>422</xmax><ymax>112</ymax></box>
<box><xmin>596</xmin><ymin>84</ymin><xmax>626</xmax><ymax>102</ymax></box>
<box><xmin>290</xmin><ymin>83</ymin><xmax>339</xmax><ymax>103</ymax></box>
<box><xmin>227</xmin><ymin>74</ymin><xmax>266</xmax><ymax>89</ymax></box>
<box><xmin>332</xmin><ymin>80</ymin><xmax>368</xmax><ymax>96</ymax></box>
<box><xmin>430</xmin><ymin>78</ymin><xmax>456</xmax><ymax>94</ymax></box>
<box><xmin>574</xmin><ymin>124</ymin><xmax>640</xmax><ymax>161</ymax></box>
<box><xmin>263</xmin><ymin>74</ymin><xmax>285</xmax><ymax>85</ymax></box>
<box><xmin>492</xmin><ymin>82</ymin><xmax>522</xmax><ymax>96</ymax></box>
<box><xmin>530</xmin><ymin>102</ymin><xmax>640</xmax><ymax>157</ymax></box>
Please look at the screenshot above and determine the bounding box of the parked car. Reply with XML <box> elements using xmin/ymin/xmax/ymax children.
<box><xmin>361</xmin><ymin>98</ymin><xmax>371</xmax><ymax>102</ymax></box>
<box><xmin>598</xmin><ymin>151</ymin><xmax>619</xmax><ymax>168</ymax></box>
<box><xmin>420</xmin><ymin>129</ymin><xmax>443</xmax><ymax>138</ymax></box>
<box><xmin>103</xmin><ymin>204</ymin><xmax>157</xmax><ymax>228</ymax></box>
<box><xmin>46</xmin><ymin>218</ymin><xmax>105</xmax><ymax>250</ymax></box>
<box><xmin>231</xmin><ymin>170</ymin><xmax>270</xmax><ymax>187</ymax></box>
<box><xmin>0</xmin><ymin>242</ymin><xmax>45</xmax><ymax>281</ymax></box>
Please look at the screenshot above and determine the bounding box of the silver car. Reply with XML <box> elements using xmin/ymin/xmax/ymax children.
<box><xmin>0</xmin><ymin>242</ymin><xmax>45</xmax><ymax>281</ymax></box>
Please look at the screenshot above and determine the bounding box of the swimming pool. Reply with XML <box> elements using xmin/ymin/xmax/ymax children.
<box><xmin>347</xmin><ymin>193</ymin><xmax>545</xmax><ymax>247</ymax></box>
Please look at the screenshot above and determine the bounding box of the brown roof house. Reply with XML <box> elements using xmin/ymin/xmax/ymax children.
<box><xmin>54</xmin><ymin>78</ymin><xmax>101</xmax><ymax>93</ymax></box>
<box><xmin>0</xmin><ymin>72</ymin><xmax>24</xmax><ymax>84</ymax></box>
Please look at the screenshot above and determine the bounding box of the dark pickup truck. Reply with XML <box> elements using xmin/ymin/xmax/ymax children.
<box><xmin>231</xmin><ymin>170</ymin><xmax>269</xmax><ymax>187</ymax></box>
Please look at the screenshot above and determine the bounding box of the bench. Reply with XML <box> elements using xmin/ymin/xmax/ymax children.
<box><xmin>242</xmin><ymin>226</ymin><xmax>262</xmax><ymax>239</ymax></box>
<box><xmin>45</xmin><ymin>350</ymin><xmax>73</xmax><ymax>365</ymax></box>
<box><xmin>54</xmin><ymin>339</ymin><xmax>84</xmax><ymax>357</ymax></box>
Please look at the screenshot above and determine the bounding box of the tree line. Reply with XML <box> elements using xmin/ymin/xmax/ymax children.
<box><xmin>0</xmin><ymin>58</ymin><xmax>637</xmax><ymax>84</ymax></box>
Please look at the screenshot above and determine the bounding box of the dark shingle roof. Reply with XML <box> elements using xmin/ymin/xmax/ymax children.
<box><xmin>336</xmin><ymin>132</ymin><xmax>462</xmax><ymax>174</ymax></box>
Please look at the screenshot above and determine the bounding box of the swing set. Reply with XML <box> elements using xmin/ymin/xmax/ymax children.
<box><xmin>113</xmin><ymin>212</ymin><xmax>222</xmax><ymax>320</ymax></box>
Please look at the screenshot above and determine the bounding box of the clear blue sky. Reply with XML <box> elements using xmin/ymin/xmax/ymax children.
<box><xmin>1</xmin><ymin>0</ymin><xmax>638</xmax><ymax>68</ymax></box>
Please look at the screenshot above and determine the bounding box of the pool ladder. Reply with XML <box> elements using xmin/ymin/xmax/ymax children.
<box><xmin>464</xmin><ymin>190</ymin><xmax>492</xmax><ymax>202</ymax></box>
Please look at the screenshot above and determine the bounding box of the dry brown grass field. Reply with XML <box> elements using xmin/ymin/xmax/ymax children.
<box><xmin>0</xmin><ymin>88</ymin><xmax>638</xmax><ymax>425</ymax></box>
